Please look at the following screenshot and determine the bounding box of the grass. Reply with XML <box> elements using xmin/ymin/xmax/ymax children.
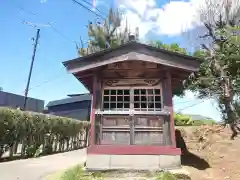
<box><xmin>45</xmin><ymin>165</ymin><xmax>191</xmax><ymax>180</ymax></box>
<box><xmin>46</xmin><ymin>165</ymin><xmax>104</xmax><ymax>180</ymax></box>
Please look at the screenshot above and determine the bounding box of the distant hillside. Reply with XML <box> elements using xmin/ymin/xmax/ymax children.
<box><xmin>184</xmin><ymin>114</ymin><xmax>214</xmax><ymax>121</ymax></box>
<box><xmin>174</xmin><ymin>113</ymin><xmax>216</xmax><ymax>126</ymax></box>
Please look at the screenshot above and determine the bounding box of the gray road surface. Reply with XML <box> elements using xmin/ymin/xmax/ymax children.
<box><xmin>0</xmin><ymin>148</ymin><xmax>86</xmax><ymax>180</ymax></box>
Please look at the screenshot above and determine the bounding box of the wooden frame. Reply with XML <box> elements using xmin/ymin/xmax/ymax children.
<box><xmin>94</xmin><ymin>78</ymin><xmax>167</xmax><ymax>146</ymax></box>
<box><xmin>100</xmin><ymin>79</ymin><xmax>163</xmax><ymax>113</ymax></box>
<box><xmin>97</xmin><ymin>115</ymin><xmax>165</xmax><ymax>146</ymax></box>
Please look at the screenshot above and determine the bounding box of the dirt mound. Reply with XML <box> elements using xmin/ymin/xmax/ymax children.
<box><xmin>178</xmin><ymin>125</ymin><xmax>230</xmax><ymax>151</ymax></box>
<box><xmin>176</xmin><ymin>125</ymin><xmax>240</xmax><ymax>180</ymax></box>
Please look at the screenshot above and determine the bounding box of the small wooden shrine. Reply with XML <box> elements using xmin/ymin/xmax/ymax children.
<box><xmin>63</xmin><ymin>41</ymin><xmax>200</xmax><ymax>170</ymax></box>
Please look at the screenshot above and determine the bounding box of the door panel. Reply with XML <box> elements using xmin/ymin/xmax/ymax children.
<box><xmin>99</xmin><ymin>115</ymin><xmax>165</xmax><ymax>145</ymax></box>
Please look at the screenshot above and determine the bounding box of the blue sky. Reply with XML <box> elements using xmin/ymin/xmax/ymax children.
<box><xmin>0</xmin><ymin>0</ymin><xmax>222</xmax><ymax>121</ymax></box>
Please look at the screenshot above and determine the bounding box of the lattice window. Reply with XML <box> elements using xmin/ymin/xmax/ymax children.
<box><xmin>103</xmin><ymin>89</ymin><xmax>130</xmax><ymax>111</ymax></box>
<box><xmin>133</xmin><ymin>89</ymin><xmax>162</xmax><ymax>111</ymax></box>
<box><xmin>102</xmin><ymin>88</ymin><xmax>162</xmax><ymax>111</ymax></box>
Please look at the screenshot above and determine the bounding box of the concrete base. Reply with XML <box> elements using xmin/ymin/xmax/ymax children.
<box><xmin>86</xmin><ymin>154</ymin><xmax>181</xmax><ymax>170</ymax></box>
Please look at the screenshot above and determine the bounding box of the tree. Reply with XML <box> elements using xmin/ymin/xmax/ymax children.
<box><xmin>0</xmin><ymin>87</ymin><xmax>2</xmax><ymax>91</ymax></box>
<box><xmin>78</xmin><ymin>8</ymin><xmax>139</xmax><ymax>56</ymax></box>
<box><xmin>233</xmin><ymin>98</ymin><xmax>240</xmax><ymax>117</ymax></box>
<box><xmin>149</xmin><ymin>40</ymin><xmax>192</xmax><ymax>96</ymax></box>
<box><xmin>184</xmin><ymin>0</ymin><xmax>240</xmax><ymax>139</ymax></box>
<box><xmin>149</xmin><ymin>40</ymin><xmax>188</xmax><ymax>55</ymax></box>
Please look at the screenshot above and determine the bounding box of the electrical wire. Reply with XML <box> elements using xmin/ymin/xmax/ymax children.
<box><xmin>21</xmin><ymin>73</ymin><xmax>66</xmax><ymax>94</ymax></box>
<box><xmin>10</xmin><ymin>0</ymin><xmax>106</xmax><ymax>46</ymax></box>
<box><xmin>176</xmin><ymin>99</ymin><xmax>207</xmax><ymax>112</ymax></box>
<box><xmin>10</xmin><ymin>1</ymin><xmax>37</xmax><ymax>16</ymax></box>
<box><xmin>8</xmin><ymin>0</ymin><xmax>105</xmax><ymax>92</ymax></box>
<box><xmin>49</xmin><ymin>24</ymin><xmax>79</xmax><ymax>45</ymax></box>
<box><xmin>9</xmin><ymin>0</ymin><xmax>238</xmax><ymax>99</ymax></box>
<box><xmin>74</xmin><ymin>0</ymin><xmax>108</xmax><ymax>17</ymax></box>
<box><xmin>72</xmin><ymin>0</ymin><xmax>106</xmax><ymax>20</ymax></box>
<box><xmin>175</xmin><ymin>91</ymin><xmax>222</xmax><ymax>113</ymax></box>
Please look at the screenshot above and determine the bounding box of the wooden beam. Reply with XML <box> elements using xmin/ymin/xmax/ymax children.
<box><xmin>68</xmin><ymin>51</ymin><xmax>199</xmax><ymax>74</ymax></box>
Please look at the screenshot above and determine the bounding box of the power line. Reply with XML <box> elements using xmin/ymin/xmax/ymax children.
<box><xmin>11</xmin><ymin>1</ymin><xmax>79</xmax><ymax>46</ymax></box>
<box><xmin>49</xmin><ymin>23</ymin><xmax>79</xmax><ymax>45</ymax></box>
<box><xmin>72</xmin><ymin>0</ymin><xmax>106</xmax><ymax>20</ymax></box>
<box><xmin>23</xmin><ymin>73</ymin><xmax>65</xmax><ymax>93</ymax></box>
<box><xmin>9</xmin><ymin>0</ymin><xmax>105</xmax><ymax>93</ymax></box>
<box><xmin>23</xmin><ymin>28</ymin><xmax>41</xmax><ymax>110</ymax></box>
<box><xmin>176</xmin><ymin>91</ymin><xmax>222</xmax><ymax>113</ymax></box>
<box><xmin>174</xmin><ymin>100</ymin><xmax>198</xmax><ymax>105</ymax></box>
<box><xmin>176</xmin><ymin>99</ymin><xmax>207</xmax><ymax>112</ymax></box>
<box><xmin>77</xmin><ymin>0</ymin><xmax>108</xmax><ymax>17</ymax></box>
<box><xmin>22</xmin><ymin>21</ymin><xmax>52</xmax><ymax>108</ymax></box>
<box><xmin>10</xmin><ymin>1</ymin><xmax>37</xmax><ymax>16</ymax></box>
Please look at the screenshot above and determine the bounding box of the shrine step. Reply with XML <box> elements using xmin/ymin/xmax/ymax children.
<box><xmin>86</xmin><ymin>154</ymin><xmax>181</xmax><ymax>170</ymax></box>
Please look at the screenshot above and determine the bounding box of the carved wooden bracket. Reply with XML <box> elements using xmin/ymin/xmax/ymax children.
<box><xmin>143</xmin><ymin>80</ymin><xmax>160</xmax><ymax>86</ymax></box>
<box><xmin>105</xmin><ymin>80</ymin><xmax>119</xmax><ymax>86</ymax></box>
<box><xmin>104</xmin><ymin>79</ymin><xmax>160</xmax><ymax>87</ymax></box>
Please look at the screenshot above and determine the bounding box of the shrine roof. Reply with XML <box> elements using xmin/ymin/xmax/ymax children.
<box><xmin>63</xmin><ymin>41</ymin><xmax>201</xmax><ymax>74</ymax></box>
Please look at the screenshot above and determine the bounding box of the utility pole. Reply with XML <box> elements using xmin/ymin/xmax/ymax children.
<box><xmin>23</xmin><ymin>28</ymin><xmax>40</xmax><ymax>110</ymax></box>
<box><xmin>22</xmin><ymin>21</ymin><xmax>50</xmax><ymax>110</ymax></box>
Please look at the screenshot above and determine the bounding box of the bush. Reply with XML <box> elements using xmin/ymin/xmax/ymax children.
<box><xmin>0</xmin><ymin>107</ymin><xmax>90</xmax><ymax>159</ymax></box>
<box><xmin>174</xmin><ymin>113</ymin><xmax>217</xmax><ymax>126</ymax></box>
<box><xmin>192</xmin><ymin>119</ymin><xmax>216</xmax><ymax>126</ymax></box>
<box><xmin>174</xmin><ymin>113</ymin><xmax>193</xmax><ymax>126</ymax></box>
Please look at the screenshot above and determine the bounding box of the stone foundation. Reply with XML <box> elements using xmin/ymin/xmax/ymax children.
<box><xmin>86</xmin><ymin>154</ymin><xmax>181</xmax><ymax>170</ymax></box>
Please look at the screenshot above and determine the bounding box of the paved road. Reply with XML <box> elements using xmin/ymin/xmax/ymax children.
<box><xmin>0</xmin><ymin>148</ymin><xmax>87</xmax><ymax>180</ymax></box>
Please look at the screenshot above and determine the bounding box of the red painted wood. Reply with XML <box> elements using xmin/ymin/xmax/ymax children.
<box><xmin>90</xmin><ymin>75</ymin><xmax>97</xmax><ymax>146</ymax></box>
<box><xmin>167</xmin><ymin>72</ymin><xmax>176</xmax><ymax>147</ymax></box>
<box><xmin>87</xmin><ymin>145</ymin><xmax>181</xmax><ymax>155</ymax></box>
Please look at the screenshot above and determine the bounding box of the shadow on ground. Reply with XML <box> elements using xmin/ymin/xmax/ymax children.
<box><xmin>175</xmin><ymin>129</ymin><xmax>210</xmax><ymax>170</ymax></box>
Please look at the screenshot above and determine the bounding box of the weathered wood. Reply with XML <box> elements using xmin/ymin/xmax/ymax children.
<box><xmin>99</xmin><ymin>114</ymin><xmax>166</xmax><ymax>145</ymax></box>
<box><xmin>64</xmin><ymin>42</ymin><xmax>200</xmax><ymax>74</ymax></box>
<box><xmin>103</xmin><ymin>79</ymin><xmax>161</xmax><ymax>87</ymax></box>
<box><xmin>102</xmin><ymin>132</ymin><xmax>130</xmax><ymax>145</ymax></box>
<box><xmin>107</xmin><ymin>61</ymin><xmax>158</xmax><ymax>70</ymax></box>
<box><xmin>95</xmin><ymin>75</ymin><xmax>102</xmax><ymax>109</ymax></box>
<box><xmin>134</xmin><ymin>131</ymin><xmax>164</xmax><ymax>145</ymax></box>
<box><xmin>95</xmin><ymin>110</ymin><xmax>170</xmax><ymax>115</ymax></box>
<box><xmin>163</xmin><ymin>116</ymin><xmax>172</xmax><ymax>145</ymax></box>
<box><xmin>130</xmin><ymin>116</ymin><xmax>135</xmax><ymax>145</ymax></box>
<box><xmin>102</xmin><ymin>61</ymin><xmax>164</xmax><ymax>79</ymax></box>
<box><xmin>95</xmin><ymin>115</ymin><xmax>101</xmax><ymax>145</ymax></box>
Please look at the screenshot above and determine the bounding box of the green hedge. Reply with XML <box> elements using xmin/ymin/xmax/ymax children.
<box><xmin>174</xmin><ymin>113</ymin><xmax>193</xmax><ymax>126</ymax></box>
<box><xmin>174</xmin><ymin>113</ymin><xmax>216</xmax><ymax>126</ymax></box>
<box><xmin>191</xmin><ymin>119</ymin><xmax>216</xmax><ymax>126</ymax></box>
<box><xmin>0</xmin><ymin>107</ymin><xmax>90</xmax><ymax>159</ymax></box>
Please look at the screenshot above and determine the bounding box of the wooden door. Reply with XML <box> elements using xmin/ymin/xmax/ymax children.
<box><xmin>99</xmin><ymin>115</ymin><xmax>164</xmax><ymax>145</ymax></box>
<box><xmin>100</xmin><ymin>115</ymin><xmax>131</xmax><ymax>145</ymax></box>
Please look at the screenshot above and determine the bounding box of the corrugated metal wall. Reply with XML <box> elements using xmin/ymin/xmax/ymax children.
<box><xmin>0</xmin><ymin>91</ymin><xmax>44</xmax><ymax>112</ymax></box>
<box><xmin>47</xmin><ymin>100</ymin><xmax>91</xmax><ymax>120</ymax></box>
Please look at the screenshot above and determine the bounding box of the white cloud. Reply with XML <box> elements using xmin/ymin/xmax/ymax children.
<box><xmin>118</xmin><ymin>0</ymin><xmax>240</xmax><ymax>38</ymax></box>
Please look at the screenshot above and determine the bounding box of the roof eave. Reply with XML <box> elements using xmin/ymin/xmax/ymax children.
<box><xmin>62</xmin><ymin>41</ymin><xmax>202</xmax><ymax>72</ymax></box>
<box><xmin>67</xmin><ymin>52</ymin><xmax>200</xmax><ymax>75</ymax></box>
